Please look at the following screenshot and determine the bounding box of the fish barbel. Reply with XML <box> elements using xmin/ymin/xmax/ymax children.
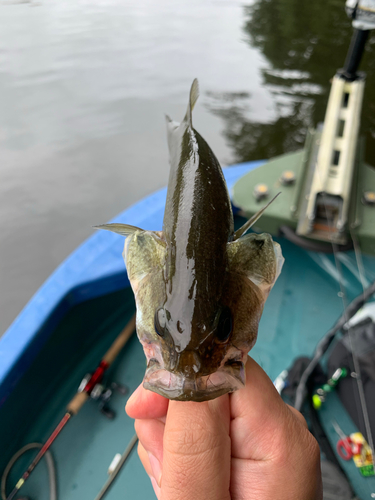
<box><xmin>96</xmin><ymin>79</ymin><xmax>284</xmax><ymax>401</ymax></box>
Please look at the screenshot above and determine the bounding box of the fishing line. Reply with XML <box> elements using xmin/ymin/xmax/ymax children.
<box><xmin>1</xmin><ymin>443</ymin><xmax>57</xmax><ymax>500</ymax></box>
<box><xmin>331</xmin><ymin>241</ymin><xmax>374</xmax><ymax>457</ymax></box>
<box><xmin>348</xmin><ymin>228</ymin><xmax>375</xmax><ymax>456</ymax></box>
<box><xmin>294</xmin><ymin>277</ymin><xmax>375</xmax><ymax>411</ymax></box>
<box><xmin>293</xmin><ymin>146</ymin><xmax>375</xmax><ymax>460</ymax></box>
<box><xmin>322</xmin><ymin>179</ymin><xmax>375</xmax><ymax>458</ymax></box>
<box><xmin>319</xmin><ymin>154</ymin><xmax>374</xmax><ymax>457</ymax></box>
<box><xmin>350</xmin><ymin>229</ymin><xmax>369</xmax><ymax>292</ymax></box>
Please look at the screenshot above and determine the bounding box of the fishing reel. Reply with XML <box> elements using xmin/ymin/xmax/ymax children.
<box><xmin>78</xmin><ymin>374</ymin><xmax>128</xmax><ymax>419</ymax></box>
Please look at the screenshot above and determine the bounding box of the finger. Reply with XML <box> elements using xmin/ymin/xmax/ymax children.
<box><xmin>287</xmin><ymin>404</ymin><xmax>308</xmax><ymax>428</ymax></box>
<box><xmin>230</xmin><ymin>358</ymin><xmax>322</xmax><ymax>499</ymax></box>
<box><xmin>231</xmin><ymin>440</ymin><xmax>322</xmax><ymax>500</ymax></box>
<box><xmin>230</xmin><ymin>356</ymin><xmax>296</xmax><ymax>460</ymax></box>
<box><xmin>138</xmin><ymin>441</ymin><xmax>152</xmax><ymax>477</ymax></box>
<box><xmin>135</xmin><ymin>418</ymin><xmax>165</xmax><ymax>485</ymax></box>
<box><xmin>229</xmin><ymin>357</ymin><xmax>322</xmax><ymax>499</ymax></box>
<box><xmin>126</xmin><ymin>383</ymin><xmax>169</xmax><ymax>420</ymax></box>
<box><xmin>161</xmin><ymin>395</ymin><xmax>231</xmax><ymax>500</ymax></box>
<box><xmin>138</xmin><ymin>442</ymin><xmax>161</xmax><ymax>500</ymax></box>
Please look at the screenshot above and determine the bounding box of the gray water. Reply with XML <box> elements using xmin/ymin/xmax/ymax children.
<box><xmin>1</xmin><ymin>0</ymin><xmax>374</xmax><ymax>335</ymax></box>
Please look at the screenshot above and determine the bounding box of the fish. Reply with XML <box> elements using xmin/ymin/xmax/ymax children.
<box><xmin>96</xmin><ymin>79</ymin><xmax>284</xmax><ymax>402</ymax></box>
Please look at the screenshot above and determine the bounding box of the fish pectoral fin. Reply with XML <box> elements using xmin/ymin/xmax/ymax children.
<box><xmin>125</xmin><ymin>231</ymin><xmax>166</xmax><ymax>286</ymax></box>
<box><xmin>233</xmin><ymin>192</ymin><xmax>281</xmax><ymax>241</ymax></box>
<box><xmin>94</xmin><ymin>223</ymin><xmax>144</xmax><ymax>236</ymax></box>
<box><xmin>183</xmin><ymin>78</ymin><xmax>199</xmax><ymax>127</ymax></box>
<box><xmin>227</xmin><ymin>233</ymin><xmax>284</xmax><ymax>297</ymax></box>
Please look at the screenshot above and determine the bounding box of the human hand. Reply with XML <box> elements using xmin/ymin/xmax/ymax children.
<box><xmin>126</xmin><ymin>356</ymin><xmax>322</xmax><ymax>500</ymax></box>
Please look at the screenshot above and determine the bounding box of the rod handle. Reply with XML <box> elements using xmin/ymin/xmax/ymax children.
<box><xmin>102</xmin><ymin>314</ymin><xmax>136</xmax><ymax>366</ymax></box>
<box><xmin>67</xmin><ymin>391</ymin><xmax>89</xmax><ymax>415</ymax></box>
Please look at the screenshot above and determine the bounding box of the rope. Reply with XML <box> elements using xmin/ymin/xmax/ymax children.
<box><xmin>1</xmin><ymin>443</ymin><xmax>57</xmax><ymax>500</ymax></box>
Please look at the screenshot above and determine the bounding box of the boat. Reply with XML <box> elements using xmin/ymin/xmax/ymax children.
<box><xmin>1</xmin><ymin>3</ymin><xmax>375</xmax><ymax>499</ymax></box>
<box><xmin>1</xmin><ymin>154</ymin><xmax>374</xmax><ymax>500</ymax></box>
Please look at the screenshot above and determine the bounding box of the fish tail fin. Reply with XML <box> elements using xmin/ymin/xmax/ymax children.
<box><xmin>233</xmin><ymin>192</ymin><xmax>281</xmax><ymax>240</ymax></box>
<box><xmin>184</xmin><ymin>78</ymin><xmax>199</xmax><ymax>127</ymax></box>
<box><xmin>94</xmin><ymin>223</ymin><xmax>143</xmax><ymax>237</ymax></box>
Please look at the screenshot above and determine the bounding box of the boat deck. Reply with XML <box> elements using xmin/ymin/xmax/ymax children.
<box><xmin>1</xmin><ymin>240</ymin><xmax>375</xmax><ymax>500</ymax></box>
<box><xmin>1</xmin><ymin>160</ymin><xmax>375</xmax><ymax>499</ymax></box>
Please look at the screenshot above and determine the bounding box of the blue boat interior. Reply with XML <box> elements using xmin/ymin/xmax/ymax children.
<box><xmin>1</xmin><ymin>163</ymin><xmax>375</xmax><ymax>499</ymax></box>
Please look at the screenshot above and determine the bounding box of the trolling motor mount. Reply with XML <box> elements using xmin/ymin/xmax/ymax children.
<box><xmin>232</xmin><ymin>0</ymin><xmax>375</xmax><ymax>254</ymax></box>
<box><xmin>340</xmin><ymin>0</ymin><xmax>375</xmax><ymax>82</ymax></box>
<box><xmin>346</xmin><ymin>0</ymin><xmax>375</xmax><ymax>31</ymax></box>
<box><xmin>295</xmin><ymin>1</ymin><xmax>374</xmax><ymax>245</ymax></box>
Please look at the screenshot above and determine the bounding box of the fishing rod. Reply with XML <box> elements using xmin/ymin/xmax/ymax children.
<box><xmin>94</xmin><ymin>433</ymin><xmax>139</xmax><ymax>500</ymax></box>
<box><xmin>293</xmin><ymin>0</ymin><xmax>375</xmax><ymax>459</ymax></box>
<box><xmin>2</xmin><ymin>314</ymin><xmax>136</xmax><ymax>500</ymax></box>
<box><xmin>294</xmin><ymin>278</ymin><xmax>375</xmax><ymax>412</ymax></box>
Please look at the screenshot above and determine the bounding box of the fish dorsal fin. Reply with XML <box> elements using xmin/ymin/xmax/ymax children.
<box><xmin>233</xmin><ymin>192</ymin><xmax>280</xmax><ymax>241</ymax></box>
<box><xmin>184</xmin><ymin>78</ymin><xmax>199</xmax><ymax>127</ymax></box>
<box><xmin>94</xmin><ymin>223</ymin><xmax>144</xmax><ymax>236</ymax></box>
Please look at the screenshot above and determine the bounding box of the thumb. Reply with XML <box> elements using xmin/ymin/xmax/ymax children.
<box><xmin>161</xmin><ymin>395</ymin><xmax>231</xmax><ymax>500</ymax></box>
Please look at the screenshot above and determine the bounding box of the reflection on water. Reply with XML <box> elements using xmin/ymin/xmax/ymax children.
<box><xmin>206</xmin><ymin>89</ymin><xmax>311</xmax><ymax>160</ymax></box>
<box><xmin>207</xmin><ymin>0</ymin><xmax>375</xmax><ymax>163</ymax></box>
<box><xmin>0</xmin><ymin>0</ymin><xmax>265</xmax><ymax>334</ymax></box>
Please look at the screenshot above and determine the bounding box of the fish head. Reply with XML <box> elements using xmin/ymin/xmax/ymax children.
<box><xmin>141</xmin><ymin>282</ymin><xmax>263</xmax><ymax>401</ymax></box>
<box><xmin>126</xmin><ymin>228</ymin><xmax>282</xmax><ymax>402</ymax></box>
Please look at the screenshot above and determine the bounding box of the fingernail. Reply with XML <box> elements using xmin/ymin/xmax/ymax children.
<box><xmin>148</xmin><ymin>452</ymin><xmax>162</xmax><ymax>486</ymax></box>
<box><xmin>150</xmin><ymin>476</ymin><xmax>161</xmax><ymax>498</ymax></box>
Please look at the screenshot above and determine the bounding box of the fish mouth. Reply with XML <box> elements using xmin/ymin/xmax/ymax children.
<box><xmin>143</xmin><ymin>356</ymin><xmax>246</xmax><ymax>402</ymax></box>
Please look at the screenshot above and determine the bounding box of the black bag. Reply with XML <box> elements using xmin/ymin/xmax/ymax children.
<box><xmin>327</xmin><ymin>317</ymin><xmax>375</xmax><ymax>443</ymax></box>
<box><xmin>280</xmin><ymin>316</ymin><xmax>375</xmax><ymax>499</ymax></box>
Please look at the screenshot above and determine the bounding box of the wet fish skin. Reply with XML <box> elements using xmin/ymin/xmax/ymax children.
<box><xmin>96</xmin><ymin>79</ymin><xmax>284</xmax><ymax>401</ymax></box>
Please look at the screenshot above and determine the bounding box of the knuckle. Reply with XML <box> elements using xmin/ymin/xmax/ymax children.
<box><xmin>306</xmin><ymin>431</ymin><xmax>321</xmax><ymax>465</ymax></box>
<box><xmin>271</xmin><ymin>409</ymin><xmax>320</xmax><ymax>467</ymax></box>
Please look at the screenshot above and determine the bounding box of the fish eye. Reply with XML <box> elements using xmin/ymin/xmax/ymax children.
<box><xmin>216</xmin><ymin>307</ymin><xmax>233</xmax><ymax>343</ymax></box>
<box><xmin>154</xmin><ymin>308</ymin><xmax>167</xmax><ymax>337</ymax></box>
